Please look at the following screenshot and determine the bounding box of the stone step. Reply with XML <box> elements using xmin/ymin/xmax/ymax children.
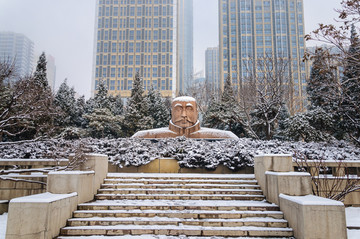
<box><xmin>60</xmin><ymin>224</ymin><xmax>293</xmax><ymax>237</ymax></box>
<box><xmin>67</xmin><ymin>217</ymin><xmax>288</xmax><ymax>228</ymax></box>
<box><xmin>58</xmin><ymin>236</ymin><xmax>293</xmax><ymax>239</ymax></box>
<box><xmin>94</xmin><ymin>193</ymin><xmax>265</xmax><ymax>201</ymax></box>
<box><xmin>78</xmin><ymin>200</ymin><xmax>279</xmax><ymax>212</ymax></box>
<box><xmin>73</xmin><ymin>209</ymin><xmax>284</xmax><ymax>219</ymax></box>
<box><xmin>58</xmin><ymin>237</ymin><xmax>293</xmax><ymax>239</ymax></box>
<box><xmin>104</xmin><ymin>178</ymin><xmax>258</xmax><ymax>185</ymax></box>
<box><xmin>106</xmin><ymin>173</ymin><xmax>256</xmax><ymax>181</ymax></box>
<box><xmin>101</xmin><ymin>183</ymin><xmax>261</xmax><ymax>190</ymax></box>
<box><xmin>97</xmin><ymin>188</ymin><xmax>264</xmax><ymax>195</ymax></box>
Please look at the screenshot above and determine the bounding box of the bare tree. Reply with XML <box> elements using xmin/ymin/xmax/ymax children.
<box><xmin>236</xmin><ymin>54</ymin><xmax>290</xmax><ymax>139</ymax></box>
<box><xmin>294</xmin><ymin>152</ymin><xmax>360</xmax><ymax>202</ymax></box>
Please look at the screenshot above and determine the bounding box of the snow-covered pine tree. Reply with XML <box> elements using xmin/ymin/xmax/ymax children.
<box><xmin>146</xmin><ymin>85</ymin><xmax>170</xmax><ymax>128</ymax></box>
<box><xmin>93</xmin><ymin>79</ymin><xmax>111</xmax><ymax>110</ymax></box>
<box><xmin>340</xmin><ymin>25</ymin><xmax>360</xmax><ymax>144</ymax></box>
<box><xmin>307</xmin><ymin>47</ymin><xmax>339</xmax><ymax>112</ymax></box>
<box><xmin>108</xmin><ymin>94</ymin><xmax>124</xmax><ymax>116</ymax></box>
<box><xmin>33</xmin><ymin>52</ymin><xmax>49</xmax><ymax>89</ymax></box>
<box><xmin>84</xmin><ymin>108</ymin><xmax>123</xmax><ymax>138</ymax></box>
<box><xmin>54</xmin><ymin>79</ymin><xmax>77</xmax><ymax>127</ymax></box>
<box><xmin>123</xmin><ymin>72</ymin><xmax>153</xmax><ymax>136</ymax></box>
<box><xmin>203</xmin><ymin>75</ymin><xmax>246</xmax><ymax>136</ymax></box>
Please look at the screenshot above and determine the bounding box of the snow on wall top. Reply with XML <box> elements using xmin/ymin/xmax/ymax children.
<box><xmin>11</xmin><ymin>192</ymin><xmax>77</xmax><ymax>203</ymax></box>
<box><xmin>172</xmin><ymin>96</ymin><xmax>196</xmax><ymax>103</ymax></box>
<box><xmin>279</xmin><ymin>194</ymin><xmax>344</xmax><ymax>206</ymax></box>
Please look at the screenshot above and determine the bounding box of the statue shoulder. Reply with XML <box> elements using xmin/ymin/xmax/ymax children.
<box><xmin>131</xmin><ymin>127</ymin><xmax>177</xmax><ymax>139</ymax></box>
<box><xmin>190</xmin><ymin>127</ymin><xmax>239</xmax><ymax>139</ymax></box>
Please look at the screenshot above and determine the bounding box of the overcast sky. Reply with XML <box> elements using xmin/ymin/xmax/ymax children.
<box><xmin>0</xmin><ymin>0</ymin><xmax>342</xmax><ymax>98</ymax></box>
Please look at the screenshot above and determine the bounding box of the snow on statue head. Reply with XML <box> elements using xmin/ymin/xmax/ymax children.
<box><xmin>132</xmin><ymin>96</ymin><xmax>238</xmax><ymax>139</ymax></box>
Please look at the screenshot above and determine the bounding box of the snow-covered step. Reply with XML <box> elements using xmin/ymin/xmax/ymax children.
<box><xmin>78</xmin><ymin>199</ymin><xmax>280</xmax><ymax>211</ymax></box>
<box><xmin>67</xmin><ymin>217</ymin><xmax>288</xmax><ymax>228</ymax></box>
<box><xmin>97</xmin><ymin>188</ymin><xmax>264</xmax><ymax>195</ymax></box>
<box><xmin>58</xmin><ymin>236</ymin><xmax>293</xmax><ymax>239</ymax></box>
<box><xmin>58</xmin><ymin>173</ymin><xmax>294</xmax><ymax>238</ymax></box>
<box><xmin>101</xmin><ymin>183</ymin><xmax>261</xmax><ymax>190</ymax></box>
<box><xmin>106</xmin><ymin>173</ymin><xmax>256</xmax><ymax>180</ymax></box>
<box><xmin>104</xmin><ymin>178</ymin><xmax>259</xmax><ymax>185</ymax></box>
<box><xmin>60</xmin><ymin>224</ymin><xmax>293</xmax><ymax>237</ymax></box>
<box><xmin>95</xmin><ymin>193</ymin><xmax>265</xmax><ymax>201</ymax></box>
<box><xmin>72</xmin><ymin>209</ymin><xmax>285</xmax><ymax>219</ymax></box>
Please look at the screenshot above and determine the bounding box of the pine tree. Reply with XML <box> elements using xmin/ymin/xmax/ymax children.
<box><xmin>341</xmin><ymin>25</ymin><xmax>360</xmax><ymax>143</ymax></box>
<box><xmin>146</xmin><ymin>85</ymin><xmax>170</xmax><ymax>128</ymax></box>
<box><xmin>203</xmin><ymin>75</ymin><xmax>246</xmax><ymax>136</ymax></box>
<box><xmin>307</xmin><ymin>48</ymin><xmax>339</xmax><ymax>112</ymax></box>
<box><xmin>123</xmin><ymin>72</ymin><xmax>153</xmax><ymax>136</ymax></box>
<box><xmin>108</xmin><ymin>94</ymin><xmax>124</xmax><ymax>116</ymax></box>
<box><xmin>93</xmin><ymin>79</ymin><xmax>111</xmax><ymax>110</ymax></box>
<box><xmin>84</xmin><ymin>108</ymin><xmax>123</xmax><ymax>138</ymax></box>
<box><xmin>54</xmin><ymin>79</ymin><xmax>77</xmax><ymax>127</ymax></box>
<box><xmin>33</xmin><ymin>52</ymin><xmax>49</xmax><ymax>89</ymax></box>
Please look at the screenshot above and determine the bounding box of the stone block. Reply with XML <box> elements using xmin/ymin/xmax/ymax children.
<box><xmin>138</xmin><ymin>158</ymin><xmax>160</xmax><ymax>173</ymax></box>
<box><xmin>159</xmin><ymin>158</ymin><xmax>180</xmax><ymax>173</ymax></box>
<box><xmin>254</xmin><ymin>154</ymin><xmax>293</xmax><ymax>192</ymax></box>
<box><xmin>81</xmin><ymin>154</ymin><xmax>108</xmax><ymax>193</ymax></box>
<box><xmin>47</xmin><ymin>171</ymin><xmax>94</xmax><ymax>204</ymax></box>
<box><xmin>279</xmin><ymin>194</ymin><xmax>347</xmax><ymax>239</ymax></box>
<box><xmin>265</xmin><ymin>171</ymin><xmax>312</xmax><ymax>205</ymax></box>
<box><xmin>6</xmin><ymin>192</ymin><xmax>78</xmax><ymax>239</ymax></box>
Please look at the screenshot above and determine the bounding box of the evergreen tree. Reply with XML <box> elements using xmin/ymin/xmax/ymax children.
<box><xmin>203</xmin><ymin>75</ymin><xmax>246</xmax><ymax>136</ymax></box>
<box><xmin>54</xmin><ymin>79</ymin><xmax>77</xmax><ymax>127</ymax></box>
<box><xmin>307</xmin><ymin>48</ymin><xmax>339</xmax><ymax>112</ymax></box>
<box><xmin>93</xmin><ymin>79</ymin><xmax>111</xmax><ymax>110</ymax></box>
<box><xmin>146</xmin><ymin>85</ymin><xmax>170</xmax><ymax>128</ymax></box>
<box><xmin>108</xmin><ymin>94</ymin><xmax>124</xmax><ymax>116</ymax></box>
<box><xmin>123</xmin><ymin>72</ymin><xmax>153</xmax><ymax>136</ymax></box>
<box><xmin>281</xmin><ymin>107</ymin><xmax>335</xmax><ymax>142</ymax></box>
<box><xmin>84</xmin><ymin>108</ymin><xmax>123</xmax><ymax>138</ymax></box>
<box><xmin>340</xmin><ymin>25</ymin><xmax>360</xmax><ymax>143</ymax></box>
<box><xmin>33</xmin><ymin>52</ymin><xmax>49</xmax><ymax>89</ymax></box>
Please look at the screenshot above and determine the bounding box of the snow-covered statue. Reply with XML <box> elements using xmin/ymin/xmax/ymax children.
<box><xmin>132</xmin><ymin>96</ymin><xmax>238</xmax><ymax>139</ymax></box>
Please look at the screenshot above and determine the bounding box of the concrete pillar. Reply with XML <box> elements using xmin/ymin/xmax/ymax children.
<box><xmin>279</xmin><ymin>194</ymin><xmax>347</xmax><ymax>239</ymax></box>
<box><xmin>254</xmin><ymin>154</ymin><xmax>293</xmax><ymax>193</ymax></box>
<box><xmin>265</xmin><ymin>171</ymin><xmax>312</xmax><ymax>205</ymax></box>
<box><xmin>6</xmin><ymin>192</ymin><xmax>78</xmax><ymax>239</ymax></box>
<box><xmin>47</xmin><ymin>171</ymin><xmax>94</xmax><ymax>204</ymax></box>
<box><xmin>78</xmin><ymin>154</ymin><xmax>108</xmax><ymax>193</ymax></box>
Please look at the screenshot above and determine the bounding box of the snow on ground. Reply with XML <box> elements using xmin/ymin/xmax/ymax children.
<box><xmin>0</xmin><ymin>213</ymin><xmax>7</xmax><ymax>239</ymax></box>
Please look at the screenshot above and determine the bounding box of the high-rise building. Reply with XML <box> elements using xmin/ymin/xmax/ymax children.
<box><xmin>176</xmin><ymin>0</ymin><xmax>193</xmax><ymax>95</ymax></box>
<box><xmin>219</xmin><ymin>0</ymin><xmax>308</xmax><ymax>113</ymax></box>
<box><xmin>205</xmin><ymin>47</ymin><xmax>220</xmax><ymax>90</ymax></box>
<box><xmin>0</xmin><ymin>31</ymin><xmax>34</xmax><ymax>78</ymax></box>
<box><xmin>92</xmin><ymin>0</ymin><xmax>193</xmax><ymax>98</ymax></box>
<box><xmin>46</xmin><ymin>55</ymin><xmax>56</xmax><ymax>92</ymax></box>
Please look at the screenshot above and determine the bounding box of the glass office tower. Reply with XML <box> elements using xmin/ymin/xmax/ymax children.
<box><xmin>219</xmin><ymin>0</ymin><xmax>308</xmax><ymax>112</ymax></box>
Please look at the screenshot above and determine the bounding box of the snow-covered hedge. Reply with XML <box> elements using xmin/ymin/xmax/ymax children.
<box><xmin>0</xmin><ymin>138</ymin><xmax>359</xmax><ymax>170</ymax></box>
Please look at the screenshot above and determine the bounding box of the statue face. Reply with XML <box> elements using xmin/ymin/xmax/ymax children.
<box><xmin>171</xmin><ymin>98</ymin><xmax>198</xmax><ymax>128</ymax></box>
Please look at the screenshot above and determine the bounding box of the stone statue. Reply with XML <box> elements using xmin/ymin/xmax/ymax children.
<box><xmin>132</xmin><ymin>96</ymin><xmax>238</xmax><ymax>139</ymax></box>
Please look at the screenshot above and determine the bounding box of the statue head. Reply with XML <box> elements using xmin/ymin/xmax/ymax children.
<box><xmin>171</xmin><ymin>96</ymin><xmax>198</xmax><ymax>128</ymax></box>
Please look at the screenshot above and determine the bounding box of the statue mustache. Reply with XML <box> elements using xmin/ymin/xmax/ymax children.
<box><xmin>174</xmin><ymin>118</ymin><xmax>194</xmax><ymax>123</ymax></box>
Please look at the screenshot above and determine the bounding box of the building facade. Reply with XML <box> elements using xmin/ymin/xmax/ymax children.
<box><xmin>219</xmin><ymin>0</ymin><xmax>308</xmax><ymax>113</ymax></box>
<box><xmin>205</xmin><ymin>47</ymin><xmax>220</xmax><ymax>90</ymax></box>
<box><xmin>92</xmin><ymin>0</ymin><xmax>193</xmax><ymax>98</ymax></box>
<box><xmin>0</xmin><ymin>31</ymin><xmax>34</xmax><ymax>78</ymax></box>
<box><xmin>176</xmin><ymin>0</ymin><xmax>193</xmax><ymax>95</ymax></box>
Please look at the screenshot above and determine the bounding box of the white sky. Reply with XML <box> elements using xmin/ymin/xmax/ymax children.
<box><xmin>0</xmin><ymin>0</ymin><xmax>343</xmax><ymax>98</ymax></box>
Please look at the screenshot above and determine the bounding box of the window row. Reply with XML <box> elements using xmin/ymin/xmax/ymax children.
<box><xmin>97</xmin><ymin>41</ymin><xmax>173</xmax><ymax>54</ymax></box>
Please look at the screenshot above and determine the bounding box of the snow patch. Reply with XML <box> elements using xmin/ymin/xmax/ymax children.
<box><xmin>279</xmin><ymin>194</ymin><xmax>344</xmax><ymax>206</ymax></box>
<box><xmin>10</xmin><ymin>192</ymin><xmax>77</xmax><ymax>203</ymax></box>
<box><xmin>173</xmin><ymin>96</ymin><xmax>196</xmax><ymax>102</ymax></box>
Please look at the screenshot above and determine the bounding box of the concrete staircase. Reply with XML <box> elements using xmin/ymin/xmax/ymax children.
<box><xmin>58</xmin><ymin>173</ymin><xmax>294</xmax><ymax>238</ymax></box>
